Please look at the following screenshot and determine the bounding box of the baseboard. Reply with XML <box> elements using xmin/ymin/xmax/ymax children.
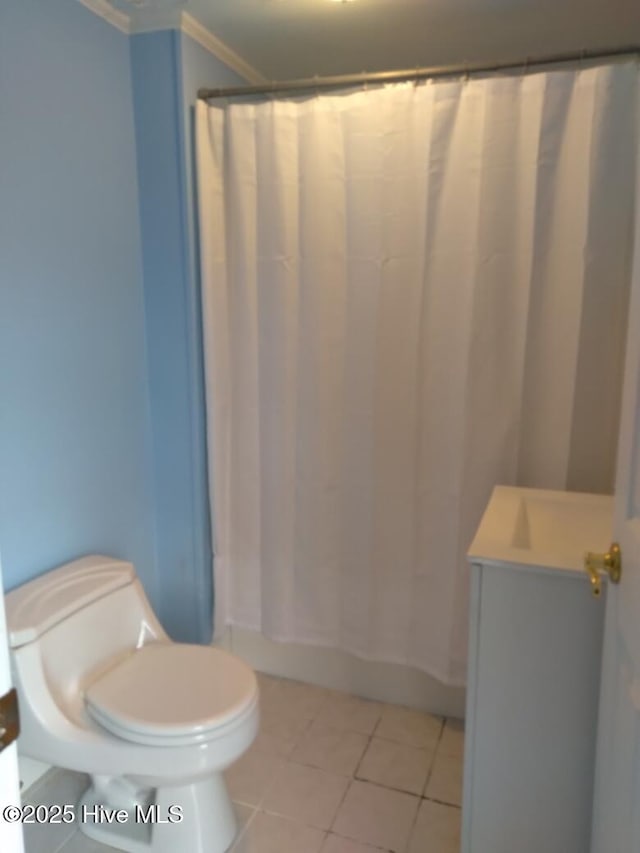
<box><xmin>216</xmin><ymin>627</ymin><xmax>466</xmax><ymax>719</ymax></box>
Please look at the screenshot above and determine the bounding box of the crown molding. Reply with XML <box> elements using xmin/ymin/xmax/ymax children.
<box><xmin>76</xmin><ymin>1</ymin><xmax>267</xmax><ymax>85</ymax></box>
<box><xmin>180</xmin><ymin>12</ymin><xmax>267</xmax><ymax>84</ymax></box>
<box><xmin>128</xmin><ymin>7</ymin><xmax>182</xmax><ymax>33</ymax></box>
<box><xmin>77</xmin><ymin>0</ymin><xmax>130</xmax><ymax>33</ymax></box>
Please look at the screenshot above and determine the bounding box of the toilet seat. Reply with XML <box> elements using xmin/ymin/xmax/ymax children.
<box><xmin>85</xmin><ymin>643</ymin><xmax>257</xmax><ymax>747</ymax></box>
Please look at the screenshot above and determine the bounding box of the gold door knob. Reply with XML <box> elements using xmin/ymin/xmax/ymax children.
<box><xmin>584</xmin><ymin>543</ymin><xmax>622</xmax><ymax>597</ymax></box>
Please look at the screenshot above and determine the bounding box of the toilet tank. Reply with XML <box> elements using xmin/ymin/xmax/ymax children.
<box><xmin>5</xmin><ymin>556</ymin><xmax>167</xmax><ymax>707</ymax></box>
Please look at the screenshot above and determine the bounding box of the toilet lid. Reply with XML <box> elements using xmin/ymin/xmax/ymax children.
<box><xmin>85</xmin><ymin>643</ymin><xmax>257</xmax><ymax>745</ymax></box>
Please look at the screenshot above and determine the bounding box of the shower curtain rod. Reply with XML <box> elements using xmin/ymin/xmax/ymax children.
<box><xmin>198</xmin><ymin>45</ymin><xmax>639</xmax><ymax>100</ymax></box>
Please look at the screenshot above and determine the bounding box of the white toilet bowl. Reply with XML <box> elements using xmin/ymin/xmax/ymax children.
<box><xmin>5</xmin><ymin>555</ymin><xmax>259</xmax><ymax>853</ymax></box>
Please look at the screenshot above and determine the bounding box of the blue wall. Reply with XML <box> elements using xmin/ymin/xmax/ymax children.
<box><xmin>0</xmin><ymin>0</ymin><xmax>158</xmax><ymax>606</ymax></box>
<box><xmin>0</xmin><ymin>1</ymin><xmax>244</xmax><ymax>643</ymax></box>
<box><xmin>130</xmin><ymin>31</ymin><xmax>196</xmax><ymax>640</ymax></box>
<box><xmin>130</xmin><ymin>31</ymin><xmax>243</xmax><ymax>642</ymax></box>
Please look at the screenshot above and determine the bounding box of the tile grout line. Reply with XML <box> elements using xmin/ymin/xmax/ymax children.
<box><xmin>52</xmin><ymin>828</ymin><xmax>81</xmax><ymax>853</ymax></box>
<box><xmin>421</xmin><ymin>794</ymin><xmax>462</xmax><ymax>810</ymax></box>
<box><xmin>399</xmin><ymin>716</ymin><xmax>446</xmax><ymax>853</ymax></box>
<box><xmin>422</xmin><ymin>716</ymin><xmax>446</xmax><ymax>797</ymax></box>
<box><xmin>229</xmin><ymin>804</ymin><xmax>259</xmax><ymax>851</ymax></box>
<box><xmin>355</xmin><ymin>737</ymin><xmax>437</xmax><ymax>792</ymax></box>
<box><xmin>328</xmin><ymin>705</ymin><xmax>382</xmax><ymax>837</ymax></box>
<box><xmin>400</xmin><ymin>762</ymin><xmax>434</xmax><ymax>853</ymax></box>
<box><xmin>350</xmin><ymin>702</ymin><xmax>386</xmax><ymax>787</ymax></box>
<box><xmin>351</xmin><ymin>716</ymin><xmax>377</xmax><ymax>781</ymax></box>
<box><xmin>326</xmin><ymin>772</ymin><xmax>356</xmax><ymax>836</ymax></box>
<box><xmin>288</xmin><ymin>704</ymin><xmax>454</xmax><ymax>799</ymax></box>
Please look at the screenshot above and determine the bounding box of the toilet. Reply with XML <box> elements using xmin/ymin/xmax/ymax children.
<box><xmin>5</xmin><ymin>555</ymin><xmax>259</xmax><ymax>853</ymax></box>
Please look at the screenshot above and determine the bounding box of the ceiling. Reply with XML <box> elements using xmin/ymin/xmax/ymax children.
<box><xmin>181</xmin><ymin>0</ymin><xmax>639</xmax><ymax>81</ymax></box>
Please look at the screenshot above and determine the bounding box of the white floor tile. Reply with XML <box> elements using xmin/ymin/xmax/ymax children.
<box><xmin>262</xmin><ymin>761</ymin><xmax>349</xmax><ymax>830</ymax></box>
<box><xmin>291</xmin><ymin>721</ymin><xmax>369</xmax><ymax>777</ymax></box>
<box><xmin>231</xmin><ymin>811</ymin><xmax>326</xmax><ymax>853</ymax></box>
<box><xmin>253</xmin><ymin>676</ymin><xmax>333</xmax><ymax>758</ymax></box>
<box><xmin>375</xmin><ymin>705</ymin><xmax>442</xmax><ymax>750</ymax></box>
<box><xmin>316</xmin><ymin>693</ymin><xmax>383</xmax><ymax>736</ymax></box>
<box><xmin>424</xmin><ymin>749</ymin><xmax>463</xmax><ymax>806</ymax></box>
<box><xmin>406</xmin><ymin>799</ymin><xmax>461</xmax><ymax>853</ymax></box>
<box><xmin>225</xmin><ymin>745</ymin><xmax>286</xmax><ymax>806</ymax></box>
<box><xmin>252</xmin><ymin>707</ymin><xmax>313</xmax><ymax>758</ymax></box>
<box><xmin>357</xmin><ymin>737</ymin><xmax>433</xmax><ymax>795</ymax></box>
<box><xmin>256</xmin><ymin>672</ymin><xmax>283</xmax><ymax>694</ymax></box>
<box><xmin>57</xmin><ymin>830</ymin><xmax>120</xmax><ymax>852</ymax></box>
<box><xmin>332</xmin><ymin>780</ymin><xmax>420</xmax><ymax>852</ymax></box>
<box><xmin>265</xmin><ymin>678</ymin><xmax>332</xmax><ymax>720</ymax></box>
<box><xmin>440</xmin><ymin>718</ymin><xmax>465</xmax><ymax>757</ymax></box>
<box><xmin>321</xmin><ymin>833</ymin><xmax>387</xmax><ymax>853</ymax></box>
<box><xmin>49</xmin><ymin>801</ymin><xmax>253</xmax><ymax>853</ymax></box>
<box><xmin>257</xmin><ymin>685</ymin><xmax>293</xmax><ymax>719</ymax></box>
<box><xmin>234</xmin><ymin>803</ymin><xmax>256</xmax><ymax>836</ymax></box>
<box><xmin>23</xmin><ymin>770</ymin><xmax>89</xmax><ymax>853</ymax></box>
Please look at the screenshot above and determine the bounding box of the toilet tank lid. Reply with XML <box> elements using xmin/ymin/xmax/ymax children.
<box><xmin>5</xmin><ymin>556</ymin><xmax>136</xmax><ymax>649</ymax></box>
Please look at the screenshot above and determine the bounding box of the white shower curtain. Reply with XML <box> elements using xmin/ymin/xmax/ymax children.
<box><xmin>196</xmin><ymin>63</ymin><xmax>636</xmax><ymax>685</ymax></box>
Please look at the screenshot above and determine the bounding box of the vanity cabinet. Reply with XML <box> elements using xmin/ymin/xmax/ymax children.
<box><xmin>462</xmin><ymin>486</ymin><xmax>612</xmax><ymax>853</ymax></box>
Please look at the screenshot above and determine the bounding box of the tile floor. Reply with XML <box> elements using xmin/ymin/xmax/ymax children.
<box><xmin>27</xmin><ymin>673</ymin><xmax>464</xmax><ymax>853</ymax></box>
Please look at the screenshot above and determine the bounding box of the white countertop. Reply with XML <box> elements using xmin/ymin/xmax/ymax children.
<box><xmin>468</xmin><ymin>485</ymin><xmax>614</xmax><ymax>577</ymax></box>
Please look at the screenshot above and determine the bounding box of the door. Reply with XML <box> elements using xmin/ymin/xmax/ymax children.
<box><xmin>591</xmin><ymin>130</ymin><xmax>640</xmax><ymax>851</ymax></box>
<box><xmin>0</xmin><ymin>552</ymin><xmax>24</xmax><ymax>852</ymax></box>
